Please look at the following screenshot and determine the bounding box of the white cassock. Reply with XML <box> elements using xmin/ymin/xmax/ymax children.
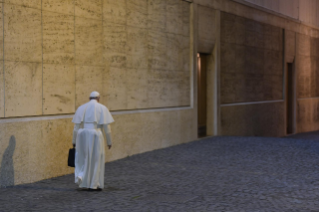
<box><xmin>72</xmin><ymin>99</ymin><xmax>114</xmax><ymax>189</ymax></box>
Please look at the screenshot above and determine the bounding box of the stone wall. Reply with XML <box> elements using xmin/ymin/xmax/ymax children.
<box><xmin>219</xmin><ymin>12</ymin><xmax>285</xmax><ymax>136</ymax></box>
<box><xmin>194</xmin><ymin>0</ymin><xmax>319</xmax><ymax>136</ymax></box>
<box><xmin>0</xmin><ymin>0</ymin><xmax>191</xmax><ymax>116</ymax></box>
<box><xmin>220</xmin><ymin>12</ymin><xmax>283</xmax><ymax>104</ymax></box>
<box><xmin>0</xmin><ymin>0</ymin><xmax>197</xmax><ymax>186</ymax></box>
<box><xmin>221</xmin><ymin>102</ymin><xmax>285</xmax><ymax>136</ymax></box>
<box><xmin>193</xmin><ymin>0</ymin><xmax>319</xmax><ymax>135</ymax></box>
<box><xmin>0</xmin><ymin>109</ymin><xmax>196</xmax><ymax>186</ymax></box>
<box><xmin>3</xmin><ymin>0</ymin><xmax>319</xmax><ymax>186</ymax></box>
<box><xmin>296</xmin><ymin>29</ymin><xmax>319</xmax><ymax>133</ymax></box>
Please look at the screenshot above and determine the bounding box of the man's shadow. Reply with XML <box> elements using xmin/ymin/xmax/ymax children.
<box><xmin>0</xmin><ymin>136</ymin><xmax>16</xmax><ymax>188</ymax></box>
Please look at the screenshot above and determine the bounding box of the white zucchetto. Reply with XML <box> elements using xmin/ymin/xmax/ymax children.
<box><xmin>90</xmin><ymin>91</ymin><xmax>100</xmax><ymax>98</ymax></box>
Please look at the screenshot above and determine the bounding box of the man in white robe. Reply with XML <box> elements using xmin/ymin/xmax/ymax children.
<box><xmin>72</xmin><ymin>91</ymin><xmax>114</xmax><ymax>191</ymax></box>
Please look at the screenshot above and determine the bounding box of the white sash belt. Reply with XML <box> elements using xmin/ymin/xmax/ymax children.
<box><xmin>83</xmin><ymin>123</ymin><xmax>97</xmax><ymax>129</ymax></box>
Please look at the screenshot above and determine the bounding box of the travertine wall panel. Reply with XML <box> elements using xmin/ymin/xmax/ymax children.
<box><xmin>42</xmin><ymin>11</ymin><xmax>74</xmax><ymax>65</ymax></box>
<box><xmin>220</xmin><ymin>12</ymin><xmax>236</xmax><ymax>44</ymax></box>
<box><xmin>126</xmin><ymin>68</ymin><xmax>149</xmax><ymax>109</ymax></box>
<box><xmin>242</xmin><ymin>0</ymin><xmax>299</xmax><ymax>20</ymax></box>
<box><xmin>220</xmin><ymin>13</ymin><xmax>283</xmax><ymax>50</ymax></box>
<box><xmin>147</xmin><ymin>0</ymin><xmax>166</xmax><ymax>30</ymax></box>
<box><xmin>299</xmin><ymin>0</ymin><xmax>319</xmax><ymax>27</ymax></box>
<box><xmin>234</xmin><ymin>0</ymin><xmax>319</xmax><ymax>29</ymax></box>
<box><xmin>220</xmin><ymin>12</ymin><xmax>283</xmax><ymax>104</ymax></box>
<box><xmin>221</xmin><ymin>74</ymin><xmax>282</xmax><ymax>103</ymax></box>
<box><xmin>127</xmin><ymin>0</ymin><xmax>148</xmax><ymax>28</ymax></box>
<box><xmin>296</xmin><ymin>32</ymin><xmax>319</xmax><ymax>99</ymax></box>
<box><xmin>104</xmin><ymin>67</ymin><xmax>127</xmax><ymax>110</ymax></box>
<box><xmin>43</xmin><ymin>64</ymin><xmax>75</xmax><ymax>114</ymax></box>
<box><xmin>297</xmin><ymin>33</ymin><xmax>311</xmax><ymax>56</ymax></box>
<box><xmin>297</xmin><ymin>55</ymin><xmax>312</xmax><ymax>98</ymax></box>
<box><xmin>75</xmin><ymin>65</ymin><xmax>106</xmax><ymax>108</ymax></box>
<box><xmin>0</xmin><ymin>119</ymin><xmax>75</xmax><ymax>186</ymax></box>
<box><xmin>147</xmin><ymin>71</ymin><xmax>190</xmax><ymax>108</ymax></box>
<box><xmin>41</xmin><ymin>119</ymin><xmax>74</xmax><ymax>179</ymax></box>
<box><xmin>147</xmin><ymin>31</ymin><xmax>167</xmax><ymax>70</ymax></box>
<box><xmin>75</xmin><ymin>17</ymin><xmax>103</xmax><ymax>66</ymax></box>
<box><xmin>167</xmin><ymin>34</ymin><xmax>190</xmax><ymax>72</ymax></box>
<box><xmin>221</xmin><ymin>42</ymin><xmax>236</xmax><ymax>73</ymax></box>
<box><xmin>126</xmin><ymin>27</ymin><xmax>148</xmax><ymax>69</ymax></box>
<box><xmin>0</xmin><ymin>62</ymin><xmax>4</xmax><ymax>118</ymax></box>
<box><xmin>311</xmin><ymin>37</ymin><xmax>319</xmax><ymax>57</ymax></box>
<box><xmin>297</xmin><ymin>98</ymin><xmax>319</xmax><ymax>133</ymax></box>
<box><xmin>103</xmin><ymin>22</ymin><xmax>126</xmax><ymax>55</ymax></box>
<box><xmin>5</xmin><ymin>62</ymin><xmax>42</xmax><ymax>117</ymax></box>
<box><xmin>0</xmin><ymin>5</ymin><xmax>3</xmax><ymax>60</ymax></box>
<box><xmin>105</xmin><ymin>51</ymin><xmax>126</xmax><ymax>69</ymax></box>
<box><xmin>221</xmin><ymin>102</ymin><xmax>285</xmax><ymax>136</ymax></box>
<box><xmin>42</xmin><ymin>0</ymin><xmax>74</xmax><ymax>15</ymax></box>
<box><xmin>0</xmin><ymin>124</ymin><xmax>12</xmax><ymax>186</ymax></box>
<box><xmin>107</xmin><ymin>109</ymin><xmax>196</xmax><ymax>161</ymax></box>
<box><xmin>264</xmin><ymin>49</ymin><xmax>282</xmax><ymax>75</ymax></box>
<box><xmin>4</xmin><ymin>0</ymin><xmax>41</xmax><ymax>10</ymax></box>
<box><xmin>4</xmin><ymin>4</ymin><xmax>42</xmax><ymax>62</ymax></box>
<box><xmin>103</xmin><ymin>0</ymin><xmax>191</xmax><ymax>110</ymax></box>
<box><xmin>0</xmin><ymin>5</ymin><xmax>4</xmax><ymax>118</ymax></box>
<box><xmin>4</xmin><ymin>122</ymin><xmax>31</xmax><ymax>185</ymax></box>
<box><xmin>147</xmin><ymin>71</ymin><xmax>169</xmax><ymax>108</ymax></box>
<box><xmin>175</xmin><ymin>73</ymin><xmax>191</xmax><ymax>106</ymax></box>
<box><xmin>75</xmin><ymin>0</ymin><xmax>102</xmax><ymax>20</ymax></box>
<box><xmin>295</xmin><ymin>30</ymin><xmax>319</xmax><ymax>133</ymax></box>
<box><xmin>28</xmin><ymin>121</ymin><xmax>47</xmax><ymax>181</ymax></box>
<box><xmin>166</xmin><ymin>0</ymin><xmax>190</xmax><ymax>36</ymax></box>
<box><xmin>103</xmin><ymin>0</ymin><xmax>126</xmax><ymax>25</ymax></box>
<box><xmin>0</xmin><ymin>109</ymin><xmax>196</xmax><ymax>186</ymax></box>
<box><xmin>198</xmin><ymin>5</ymin><xmax>216</xmax><ymax>53</ymax></box>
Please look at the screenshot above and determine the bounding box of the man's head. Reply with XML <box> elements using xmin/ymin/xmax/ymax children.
<box><xmin>89</xmin><ymin>91</ymin><xmax>100</xmax><ymax>102</ymax></box>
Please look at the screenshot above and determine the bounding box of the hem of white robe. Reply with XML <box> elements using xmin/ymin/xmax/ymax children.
<box><xmin>75</xmin><ymin>177</ymin><xmax>103</xmax><ymax>189</ymax></box>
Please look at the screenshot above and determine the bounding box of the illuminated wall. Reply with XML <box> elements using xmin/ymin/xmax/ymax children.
<box><xmin>0</xmin><ymin>0</ymin><xmax>196</xmax><ymax>187</ymax></box>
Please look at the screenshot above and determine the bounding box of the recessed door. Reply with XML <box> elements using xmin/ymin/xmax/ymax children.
<box><xmin>286</xmin><ymin>62</ymin><xmax>294</xmax><ymax>135</ymax></box>
<box><xmin>197</xmin><ymin>53</ymin><xmax>207</xmax><ymax>138</ymax></box>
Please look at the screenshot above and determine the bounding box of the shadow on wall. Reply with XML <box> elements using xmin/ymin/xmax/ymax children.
<box><xmin>0</xmin><ymin>136</ymin><xmax>16</xmax><ymax>188</ymax></box>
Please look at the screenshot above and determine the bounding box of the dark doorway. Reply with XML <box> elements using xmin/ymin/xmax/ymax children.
<box><xmin>286</xmin><ymin>63</ymin><xmax>294</xmax><ymax>135</ymax></box>
<box><xmin>197</xmin><ymin>53</ymin><xmax>207</xmax><ymax>137</ymax></box>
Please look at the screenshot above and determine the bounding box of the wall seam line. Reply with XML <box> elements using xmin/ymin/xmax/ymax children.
<box><xmin>298</xmin><ymin>97</ymin><xmax>319</xmax><ymax>100</ymax></box>
<box><xmin>0</xmin><ymin>106</ymin><xmax>194</xmax><ymax>123</ymax></box>
<box><xmin>101</xmin><ymin>0</ymin><xmax>104</xmax><ymax>107</ymax></box>
<box><xmin>294</xmin><ymin>30</ymin><xmax>297</xmax><ymax>133</ymax></box>
<box><xmin>230</xmin><ymin>0</ymin><xmax>301</xmax><ymax>23</ymax></box>
<box><xmin>221</xmin><ymin>100</ymin><xmax>284</xmax><ymax>107</ymax></box>
<box><xmin>124</xmin><ymin>0</ymin><xmax>128</xmax><ymax>110</ymax></box>
<box><xmin>2</xmin><ymin>2</ymin><xmax>4</xmax><ymax>118</ymax></box>
<box><xmin>74</xmin><ymin>0</ymin><xmax>76</xmax><ymax>111</ymax></box>
<box><xmin>41</xmin><ymin>0</ymin><xmax>44</xmax><ymax>115</ymax></box>
<box><xmin>282</xmin><ymin>29</ymin><xmax>286</xmax><ymax>100</ymax></box>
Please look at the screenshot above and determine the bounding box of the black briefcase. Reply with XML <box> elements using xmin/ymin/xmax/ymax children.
<box><xmin>68</xmin><ymin>148</ymin><xmax>75</xmax><ymax>167</ymax></box>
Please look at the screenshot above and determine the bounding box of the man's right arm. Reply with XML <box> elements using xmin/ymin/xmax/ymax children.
<box><xmin>103</xmin><ymin>124</ymin><xmax>112</xmax><ymax>149</ymax></box>
<box><xmin>72</xmin><ymin>124</ymin><xmax>81</xmax><ymax>147</ymax></box>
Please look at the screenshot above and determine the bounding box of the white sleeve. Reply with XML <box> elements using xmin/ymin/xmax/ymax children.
<box><xmin>72</xmin><ymin>124</ymin><xmax>81</xmax><ymax>145</ymax></box>
<box><xmin>103</xmin><ymin>124</ymin><xmax>112</xmax><ymax>146</ymax></box>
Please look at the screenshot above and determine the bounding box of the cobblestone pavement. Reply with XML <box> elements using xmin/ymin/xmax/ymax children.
<box><xmin>2</xmin><ymin>133</ymin><xmax>319</xmax><ymax>211</ymax></box>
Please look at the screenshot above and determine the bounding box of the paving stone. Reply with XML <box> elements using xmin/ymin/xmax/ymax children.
<box><xmin>1</xmin><ymin>133</ymin><xmax>319</xmax><ymax>211</ymax></box>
